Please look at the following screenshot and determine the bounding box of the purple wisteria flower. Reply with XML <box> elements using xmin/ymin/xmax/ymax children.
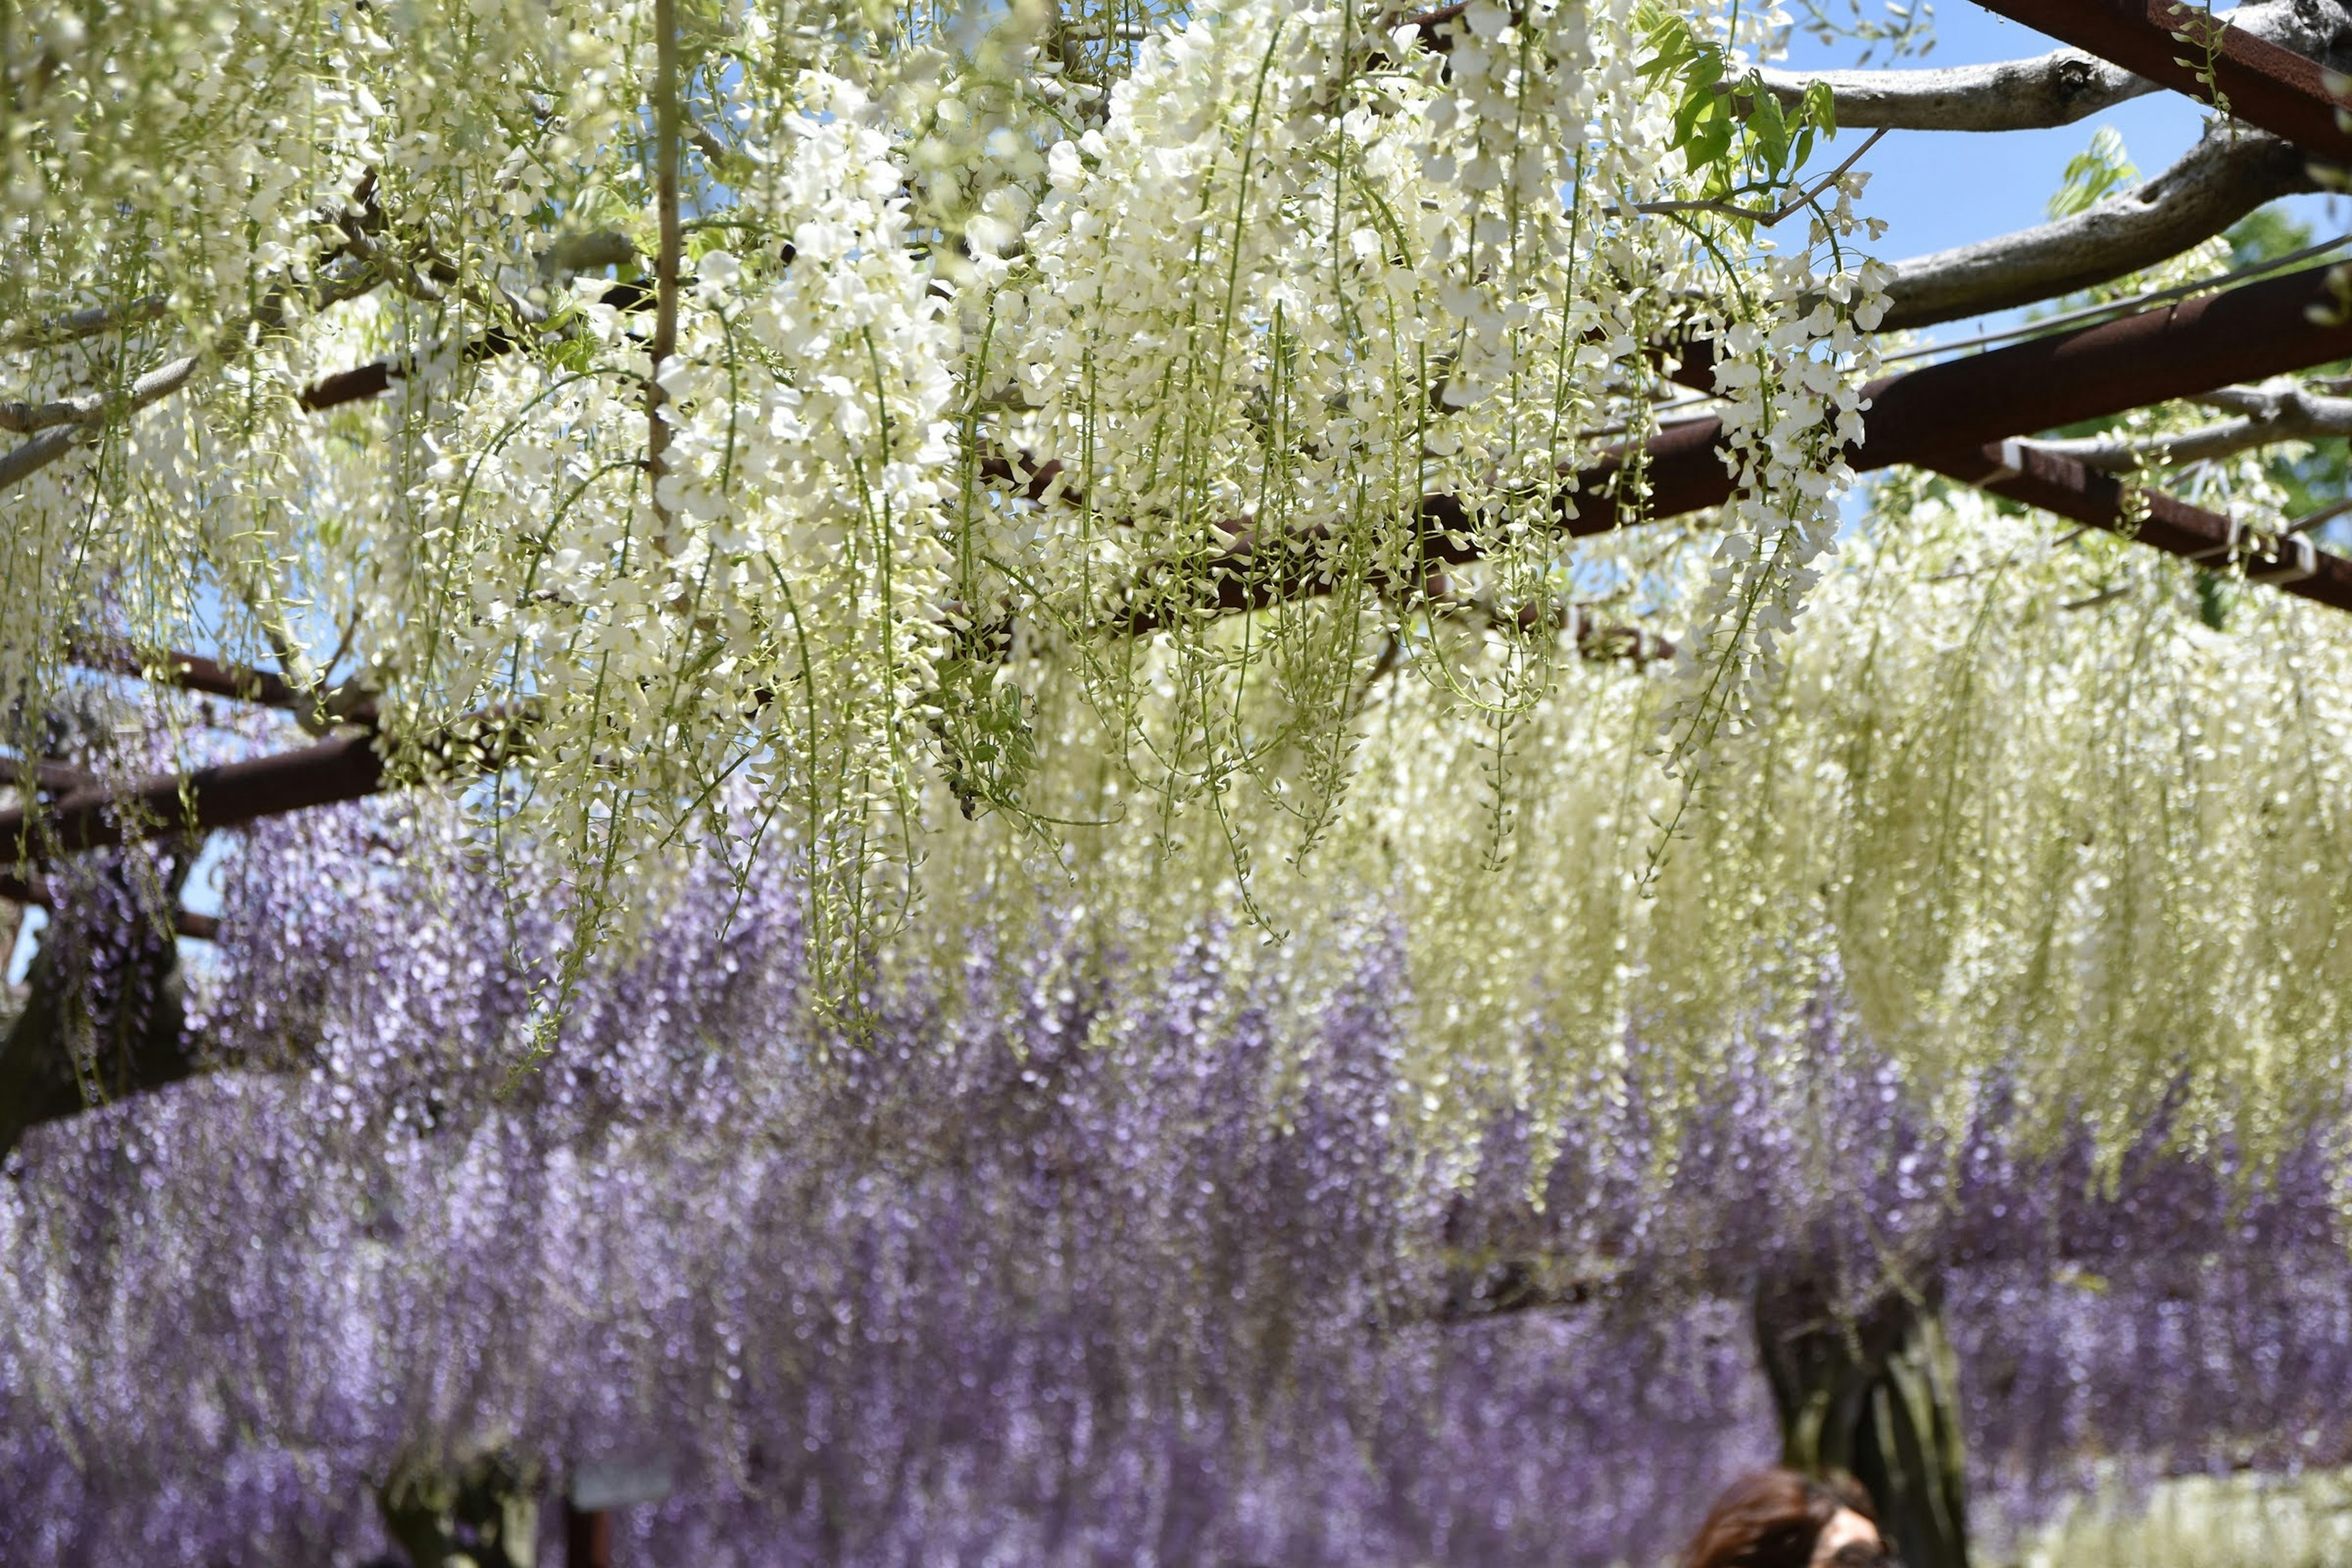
<box><xmin>1</xmin><ymin>796</ymin><xmax>2346</xmax><ymax>1566</ymax></box>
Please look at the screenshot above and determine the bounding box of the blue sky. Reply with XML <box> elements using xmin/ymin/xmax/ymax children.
<box><xmin>1783</xmin><ymin>2</ymin><xmax>2351</xmax><ymax>344</ymax></box>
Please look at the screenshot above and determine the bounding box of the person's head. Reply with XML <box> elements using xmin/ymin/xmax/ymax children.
<box><xmin>1683</xmin><ymin>1467</ymin><xmax>1894</xmax><ymax>1568</ymax></box>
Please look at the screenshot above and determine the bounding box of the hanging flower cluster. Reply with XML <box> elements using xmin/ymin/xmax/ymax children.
<box><xmin>8</xmin><ymin>0</ymin><xmax>2351</xmax><ymax>1165</ymax></box>
<box><xmin>924</xmin><ymin>483</ymin><xmax>2352</xmax><ymax>1172</ymax></box>
<box><xmin>0</xmin><ymin>0</ymin><xmax>635</xmax><ymax>707</ymax></box>
<box><xmin>978</xmin><ymin>0</ymin><xmax>1880</xmax><ymax>842</ymax></box>
<box><xmin>5</xmin><ymin>798</ymin><xmax>2348</xmax><ymax>1566</ymax></box>
<box><xmin>350</xmin><ymin>67</ymin><xmax>961</xmax><ymax>993</ymax></box>
<box><xmin>2</xmin><ymin>0</ymin><xmax>1888</xmax><ymax>978</ymax></box>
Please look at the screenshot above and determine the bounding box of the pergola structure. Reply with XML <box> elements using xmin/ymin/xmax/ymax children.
<box><xmin>6</xmin><ymin>0</ymin><xmax>2351</xmax><ymax>903</ymax></box>
<box><xmin>2</xmin><ymin>6</ymin><xmax>2350</xmax><ymax>1558</ymax></box>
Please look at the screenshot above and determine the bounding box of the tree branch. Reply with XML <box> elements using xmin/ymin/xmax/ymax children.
<box><xmin>0</xmin><ymin>258</ymin><xmax>384</xmax><ymax>494</ymax></box>
<box><xmin>0</xmin><ymin>427</ymin><xmax>79</xmax><ymax>489</ymax></box>
<box><xmin>300</xmin><ymin>236</ymin><xmax>645</xmax><ymax>415</ymax></box>
<box><xmin>4</xmin><ymin>295</ymin><xmax>168</xmax><ymax>353</ymax></box>
<box><xmin>2290</xmin><ymin>494</ymin><xmax>2352</xmax><ymax>533</ymax></box>
<box><xmin>1876</xmin><ymin>125</ymin><xmax>2321</xmax><ymax>330</ymax></box>
<box><xmin>1750</xmin><ymin>48</ymin><xmax>2157</xmax><ymax>130</ymax></box>
<box><xmin>1746</xmin><ymin>0</ymin><xmax>2329</xmax><ymax>131</ymax></box>
<box><xmin>541</xmin><ymin>229</ymin><xmax>641</xmax><ymax>277</ymax></box>
<box><xmin>1633</xmin><ymin>129</ymin><xmax>1888</xmax><ymax>225</ymax></box>
<box><xmin>0</xmin><ymin>353</ymin><xmax>197</xmax><ymax>434</ymax></box>
<box><xmin>2028</xmin><ymin>381</ymin><xmax>2352</xmax><ymax>469</ymax></box>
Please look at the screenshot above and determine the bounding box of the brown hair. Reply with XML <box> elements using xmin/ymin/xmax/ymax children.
<box><xmin>1682</xmin><ymin>1467</ymin><xmax>1878</xmax><ymax>1568</ymax></box>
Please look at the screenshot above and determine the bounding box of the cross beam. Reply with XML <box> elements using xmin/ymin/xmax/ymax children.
<box><xmin>1139</xmin><ymin>262</ymin><xmax>2352</xmax><ymax>626</ymax></box>
<box><xmin>1972</xmin><ymin>0</ymin><xmax>2352</xmax><ymax>163</ymax></box>
<box><xmin>0</xmin><ymin>868</ymin><xmax>218</xmax><ymax>940</ymax></box>
<box><xmin>13</xmin><ymin>267</ymin><xmax>2352</xmax><ymax>862</ymax></box>
<box><xmin>1855</xmin><ymin>265</ymin><xmax>2352</xmax><ymax>462</ymax></box>
<box><xmin>0</xmin><ymin>734</ymin><xmax>384</xmax><ymax>861</ymax></box>
<box><xmin>67</xmin><ymin>636</ymin><xmax>303</xmax><ymax>708</ymax></box>
<box><xmin>1930</xmin><ymin>439</ymin><xmax>2352</xmax><ymax>612</ymax></box>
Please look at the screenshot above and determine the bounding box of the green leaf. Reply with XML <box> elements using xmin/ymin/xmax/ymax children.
<box><xmin>2049</xmin><ymin>126</ymin><xmax>2137</xmax><ymax>219</ymax></box>
<box><xmin>1672</xmin><ymin>86</ymin><xmax>1710</xmax><ymax>145</ymax></box>
<box><xmin>1689</xmin><ymin>103</ymin><xmax>1735</xmax><ymax>171</ymax></box>
<box><xmin>1692</xmin><ymin>39</ymin><xmax>1725</xmax><ymax>91</ymax></box>
<box><xmin>1635</xmin><ymin>8</ymin><xmax>1692</xmax><ymax>81</ymax></box>
<box><xmin>1801</xmin><ymin>77</ymin><xmax>1838</xmax><ymax>140</ymax></box>
<box><xmin>1747</xmin><ymin>80</ymin><xmax>1789</xmax><ymax>173</ymax></box>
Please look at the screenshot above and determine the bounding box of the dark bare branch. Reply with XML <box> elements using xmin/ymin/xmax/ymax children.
<box><xmin>304</xmin><ymin>239</ymin><xmax>649</xmax><ymax>413</ymax></box>
<box><xmin>1751</xmin><ymin>48</ymin><xmax>2155</xmax><ymax>130</ymax></box>
<box><xmin>2290</xmin><ymin>494</ymin><xmax>2352</xmax><ymax>532</ymax></box>
<box><xmin>541</xmin><ymin>228</ymin><xmax>639</xmax><ymax>277</ymax></box>
<box><xmin>1878</xmin><ymin>126</ymin><xmax>2320</xmax><ymax>330</ymax></box>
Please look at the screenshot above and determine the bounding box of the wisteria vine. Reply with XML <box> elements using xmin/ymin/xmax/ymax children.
<box><xmin>4</xmin><ymin>795</ymin><xmax>2348</xmax><ymax>1565</ymax></box>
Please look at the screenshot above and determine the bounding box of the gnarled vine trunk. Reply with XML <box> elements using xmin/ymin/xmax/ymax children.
<box><xmin>0</xmin><ymin>844</ymin><xmax>198</xmax><ymax>1155</ymax></box>
<box><xmin>379</xmin><ymin>1451</ymin><xmax>541</xmax><ymax>1568</ymax></box>
<box><xmin>1755</xmin><ymin>1275</ymin><xmax>1970</xmax><ymax>1568</ymax></box>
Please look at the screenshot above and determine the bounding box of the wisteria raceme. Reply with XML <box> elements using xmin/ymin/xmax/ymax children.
<box><xmin>1953</xmin><ymin>1259</ymin><xmax>2352</xmax><ymax>1528</ymax></box>
<box><xmin>10</xmin><ymin>0</ymin><xmax>2352</xmax><ymax>1182</ymax></box>
<box><xmin>3</xmin><ymin>807</ymin><xmax>1773</xmax><ymax>1567</ymax></box>
<box><xmin>3</xmin><ymin>0</ymin><xmax>1898</xmax><ymax>995</ymax></box>
<box><xmin>6</xmin><ymin>799</ymin><xmax>2352</xmax><ymax>1565</ymax></box>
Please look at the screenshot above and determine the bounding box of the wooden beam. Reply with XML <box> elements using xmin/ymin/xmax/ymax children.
<box><xmin>17</xmin><ymin>265</ymin><xmax>2352</xmax><ymax>854</ymax></box>
<box><xmin>67</xmin><ymin>635</ymin><xmax>303</xmax><ymax>707</ymax></box>
<box><xmin>0</xmin><ymin>733</ymin><xmax>384</xmax><ymax>860</ymax></box>
<box><xmin>1929</xmin><ymin>438</ymin><xmax>2352</xmax><ymax>612</ymax></box>
<box><xmin>1136</xmin><ymin>262</ymin><xmax>2352</xmax><ymax>627</ymax></box>
<box><xmin>1853</xmin><ymin>263</ymin><xmax>2352</xmax><ymax>468</ymax></box>
<box><xmin>1972</xmin><ymin>0</ymin><xmax>2352</xmax><ymax>163</ymax></box>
